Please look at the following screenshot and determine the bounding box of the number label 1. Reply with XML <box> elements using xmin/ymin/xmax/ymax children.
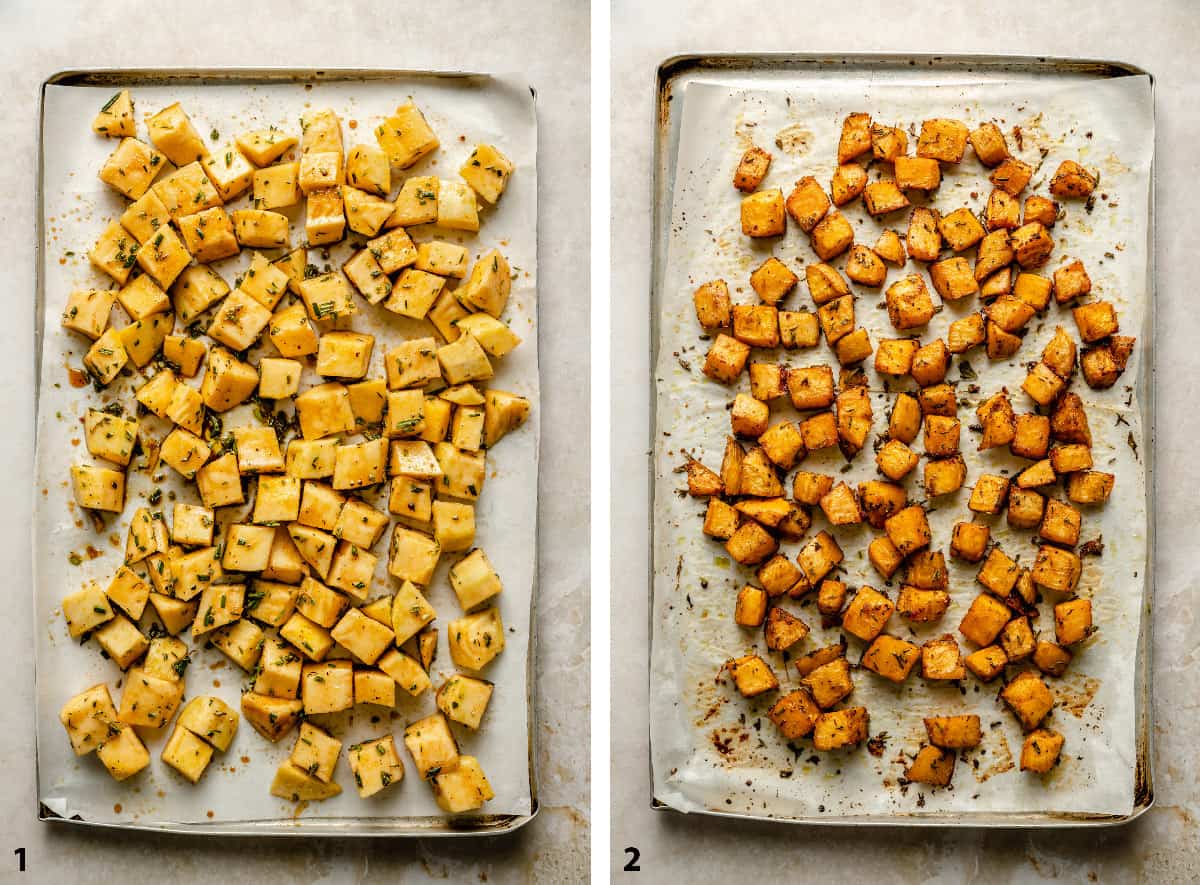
<box><xmin>14</xmin><ymin>847</ymin><xmax>25</xmax><ymax>872</ymax></box>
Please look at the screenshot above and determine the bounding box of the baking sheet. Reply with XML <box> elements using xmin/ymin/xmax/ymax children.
<box><xmin>34</xmin><ymin>70</ymin><xmax>539</xmax><ymax>835</ymax></box>
<box><xmin>650</xmin><ymin>59</ymin><xmax>1154</xmax><ymax>824</ymax></box>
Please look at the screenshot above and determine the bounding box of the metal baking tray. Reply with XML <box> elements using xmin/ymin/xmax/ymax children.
<box><xmin>648</xmin><ymin>53</ymin><xmax>1155</xmax><ymax>827</ymax></box>
<box><xmin>34</xmin><ymin>68</ymin><xmax>539</xmax><ymax>837</ymax></box>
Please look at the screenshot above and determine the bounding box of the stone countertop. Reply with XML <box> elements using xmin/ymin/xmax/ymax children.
<box><xmin>0</xmin><ymin>1</ymin><xmax>590</xmax><ymax>882</ymax></box>
<box><xmin>610</xmin><ymin>0</ymin><xmax>1200</xmax><ymax>880</ymax></box>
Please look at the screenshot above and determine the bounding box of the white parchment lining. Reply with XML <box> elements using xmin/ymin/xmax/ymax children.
<box><xmin>35</xmin><ymin>74</ymin><xmax>538</xmax><ymax>828</ymax></box>
<box><xmin>652</xmin><ymin>73</ymin><xmax>1152</xmax><ymax>820</ymax></box>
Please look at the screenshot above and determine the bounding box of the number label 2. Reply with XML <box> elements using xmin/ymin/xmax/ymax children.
<box><xmin>623</xmin><ymin>846</ymin><xmax>641</xmax><ymax>872</ymax></box>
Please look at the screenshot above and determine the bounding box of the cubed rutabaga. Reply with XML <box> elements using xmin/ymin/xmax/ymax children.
<box><xmin>388</xmin><ymin>524</ymin><xmax>442</xmax><ymax>586</ymax></box>
<box><xmin>345</xmin><ymin>378</ymin><xmax>389</xmax><ymax>426</ymax></box>
<box><xmin>252</xmin><ymin>475</ymin><xmax>301</xmax><ymax>524</ymax></box>
<box><xmin>288</xmin><ymin>525</ymin><xmax>338</xmax><ymax>580</ymax></box>
<box><xmin>383</xmin><ymin>268</ymin><xmax>445</xmax><ymax>320</ymax></box>
<box><xmin>241</xmin><ymin>257</ymin><xmax>290</xmax><ymax>312</ymax></box>
<box><xmin>298</xmin><ymin>482</ymin><xmax>346</xmax><ymax>530</ymax></box>
<box><xmin>170</xmin><ymin>265</ymin><xmax>229</xmax><ymax>325</ymax></box>
<box><xmin>389</xmin><ymin>175</ymin><xmax>440</xmax><ymax>227</ymax></box>
<box><xmin>375</xmin><ymin>101</ymin><xmax>438</xmax><ymax>167</ymax></box>
<box><xmin>301</xmin><ymin>659</ymin><xmax>354</xmax><ymax>714</ymax></box>
<box><xmin>62</xmin><ymin>288</ymin><xmax>117</xmax><ymax>340</ymax></box>
<box><xmin>116</xmin><ymin>274</ymin><xmax>171</xmax><ymax>322</ymax></box>
<box><xmin>252</xmin><ymin>161</ymin><xmax>301</xmax><ymax>210</ymax></box>
<box><xmin>450</xmin><ymin>404</ymin><xmax>485</xmax><ymax>452</ymax></box>
<box><xmin>200</xmin><ymin>347</ymin><xmax>258</xmax><ymax>413</ymax></box>
<box><xmin>161</xmin><ymin>724</ymin><xmax>215</xmax><ymax>784</ymax></box>
<box><xmin>447</xmin><ymin>607</ymin><xmax>505</xmax><ymax>671</ymax></box>
<box><xmin>416</xmin><ymin>240</ymin><xmax>469</xmax><ymax>278</ymax></box>
<box><xmin>334</xmin><ymin>498</ymin><xmax>389</xmax><ymax>549</ymax></box>
<box><xmin>230</xmin><ymin>209</ymin><xmax>290</xmax><ymax>250</ymax></box>
<box><xmin>327</xmin><ymin>541</ymin><xmax>379</xmax><ymax>600</ymax></box>
<box><xmin>437</xmin><ymin>334</ymin><xmax>493</xmax><ymax>385</ymax></box>
<box><xmin>93</xmin><ymin>89</ymin><xmax>135</xmax><ymax>137</ymax></box>
<box><xmin>178</xmin><ymin>694</ymin><xmax>240</xmax><ymax>752</ymax></box>
<box><xmin>389</xmin><ymin>440</ymin><xmax>444</xmax><ymax>481</ymax></box>
<box><xmin>192</xmin><ymin>453</ymin><xmax>241</xmax><ymax>509</ymax></box>
<box><xmin>403</xmin><ymin>712</ymin><xmax>459</xmax><ymax>780</ymax></box>
<box><xmin>257</xmin><ymin>357</ymin><xmax>302</xmax><ymax>400</ymax></box>
<box><xmin>428</xmin><ymin>288</ymin><xmax>472</xmax><ymax>343</ymax></box>
<box><xmin>287</xmin><ymin>439</ymin><xmax>338</xmax><ymax>480</ymax></box>
<box><xmin>460</xmin><ymin>143</ymin><xmax>514</xmax><ymax>204</ymax></box>
<box><xmin>291</xmin><ymin>721</ymin><xmax>342</xmax><ymax>784</ymax></box>
<box><xmin>269</xmin><ymin>303</ymin><xmax>320</xmax><ymax>358</ymax></box>
<box><xmin>71</xmin><ymin>463</ymin><xmax>125</xmax><ymax>513</ymax></box>
<box><xmin>437</xmin><ymin>674</ymin><xmax>493</xmax><ymax>729</ymax></box>
<box><xmin>241</xmin><ymin>691</ymin><xmax>304</xmax><ymax>743</ymax></box>
<box><xmin>385</xmin><ymin>390</ymin><xmax>426</xmax><ymax>440</ymax></box>
<box><xmin>60</xmin><ymin>684</ymin><xmax>119</xmax><ymax>756</ymax></box>
<box><xmin>345</xmin><ymin>143</ymin><xmax>391</xmax><ymax>195</ymax></box>
<box><xmin>254</xmin><ymin>636</ymin><xmax>303</xmax><ymax>698</ymax></box>
<box><xmin>305</xmin><ymin>187</ymin><xmax>346</xmax><ymax>246</ymax></box>
<box><xmin>237</xmin><ymin>128</ymin><xmax>297</xmax><ymax>166</ymax></box>
<box><xmin>343</xmin><ymin>249</ymin><xmax>393</xmax><ymax>305</ymax></box>
<box><xmin>433</xmin><ymin>442</ymin><xmax>486</xmax><ymax>501</ymax></box>
<box><xmin>119</xmin><ymin>189</ymin><xmax>171</xmax><ymax>245</ymax></box>
<box><xmin>330</xmin><ymin>607</ymin><xmax>393</xmax><ymax>665</ymax></box>
<box><xmin>154</xmin><ymin>162</ymin><xmax>224</xmax><ymax>221</ymax></box>
<box><xmin>333</xmin><ymin>437</ymin><xmax>388</xmax><ymax>490</ymax></box>
<box><xmin>448</xmin><ymin>548</ymin><xmax>502</xmax><ymax>611</ymax></box>
<box><xmin>279</xmin><ymin>610</ymin><xmax>334</xmax><ymax>662</ymax></box>
<box><xmin>342</xmin><ymin>185</ymin><xmax>394</xmax><ymax>237</ymax></box>
<box><xmin>378</xmin><ymin>647</ymin><xmax>432</xmax><ymax>697</ymax></box>
<box><xmin>124</xmin><ymin>507</ymin><xmax>168</xmax><ymax>565</ymax></box>
<box><xmin>162</xmin><ymin>335</ymin><xmax>206</xmax><ymax>379</ymax></box>
<box><xmin>386</xmin><ymin>337</ymin><xmax>441</xmax><ymax>389</ymax></box>
<box><xmin>298</xmin><ymin>271</ymin><xmax>357</xmax><ymax>322</ymax></box>
<box><xmin>233</xmin><ymin>425</ymin><xmax>285</xmax><ymax>474</ymax></box>
<box><xmin>300</xmin><ymin>108</ymin><xmax>343</xmax><ymax>154</ymax></box>
<box><xmin>96</xmin><ymin>725</ymin><xmax>152</xmax><ymax>781</ymax></box>
<box><xmin>432</xmin><ymin>756</ymin><xmax>494</xmax><ymax>813</ymax></box>
<box><xmin>459</xmin><ymin>250</ymin><xmax>512</xmax><ymax>318</ymax></box>
<box><xmin>99</xmin><ymin>137</ymin><xmax>165</xmax><ymax>200</ymax></box>
<box><xmin>437</xmin><ymin>180</ymin><xmax>480</xmax><ymax>231</ymax></box>
<box><xmin>206</xmin><ymin>288</ymin><xmax>271</xmax><ymax>352</ymax></box>
<box><xmin>83</xmin><ymin>409</ymin><xmax>138</xmax><ymax>468</ymax></box>
<box><xmin>295</xmin><ymin>382</ymin><xmax>357</xmax><ymax>439</ymax></box>
<box><xmin>455</xmin><ymin>314</ymin><xmax>521</xmax><ymax>358</ymax></box>
<box><xmin>347</xmin><ymin>736</ymin><xmax>405</xmax><ymax>798</ymax></box>
<box><xmin>117</xmin><ymin>666</ymin><xmax>184</xmax><ymax>728</ymax></box>
<box><xmin>316</xmin><ymin>331</ymin><xmax>375</xmax><ymax>380</ymax></box>
<box><xmin>298</xmin><ymin>150</ymin><xmax>345</xmax><ymax>194</ymax></box>
<box><xmin>62</xmin><ymin>580</ymin><xmax>114</xmax><ymax>639</ymax></box>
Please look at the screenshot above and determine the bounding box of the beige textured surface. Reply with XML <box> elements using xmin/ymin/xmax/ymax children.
<box><xmin>0</xmin><ymin>0</ymin><xmax>589</xmax><ymax>882</ymax></box>
<box><xmin>611</xmin><ymin>0</ymin><xmax>1199</xmax><ymax>879</ymax></box>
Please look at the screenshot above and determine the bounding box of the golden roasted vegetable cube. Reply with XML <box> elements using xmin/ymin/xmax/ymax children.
<box><xmin>906</xmin><ymin>745</ymin><xmax>955</xmax><ymax>787</ymax></box>
<box><xmin>906</xmin><ymin>206</ymin><xmax>942</xmax><ymax>262</ymax></box>
<box><xmin>837</xmin><ymin>113</ymin><xmax>872</xmax><ymax>163</ymax></box>
<box><xmin>1002</xmin><ymin>671</ymin><xmax>1055</xmax><ymax>730</ymax></box>
<box><xmin>786</xmin><ymin>176</ymin><xmax>831</xmax><ymax>233</ymax></box>
<box><xmin>732</xmin><ymin>304</ymin><xmax>780</xmax><ymax>348</ymax></box>
<box><xmin>740</xmin><ymin>188</ymin><xmax>786</xmax><ymax>237</ymax></box>
<box><xmin>965</xmin><ymin>645</ymin><xmax>1008</xmax><ymax>681</ymax></box>
<box><xmin>733</xmin><ymin>146</ymin><xmax>772</xmax><ymax>192</ymax></box>
<box><xmin>1072</xmin><ymin>300</ymin><xmax>1119</xmax><ymax>343</ymax></box>
<box><xmin>818</xmin><ymin>481</ymin><xmax>861</xmax><ymax>526</ymax></box>
<box><xmin>749</xmin><ymin>361</ymin><xmax>787</xmax><ymax>402</ymax></box>
<box><xmin>797</xmin><ymin>530</ymin><xmax>842</xmax><ymax>585</ymax></box>
<box><xmin>885</xmin><ymin>274</ymin><xmax>934</xmax><ymax>331</ymax></box>
<box><xmin>831</xmin><ymin>163</ymin><xmax>867</xmax><ymax>206</ymax></box>
<box><xmin>844</xmin><ymin>244</ymin><xmax>886</xmax><ymax>286</ymax></box>
<box><xmin>692</xmin><ymin>279</ymin><xmax>731</xmax><ymax>330</ymax></box>
<box><xmin>768</xmin><ymin>689</ymin><xmax>820</xmax><ymax>740</ymax></box>
<box><xmin>894</xmin><ymin>156</ymin><xmax>941</xmax><ymax>192</ymax></box>
<box><xmin>99</xmin><ymin>137</ymin><xmax>165</xmax><ymax>200</ymax></box>
<box><xmin>862</xmin><ymin>180</ymin><xmax>909</xmax><ymax>217</ymax></box>
<box><xmin>862</xmin><ymin>634</ymin><xmax>919</xmax><ymax>683</ymax></box>
<box><xmin>842</xmin><ymin>586</ymin><xmax>894</xmax><ymax>642</ymax></box>
<box><xmin>800</xmin><ymin>657</ymin><xmax>854</xmax><ymax>709</ymax></box>
<box><xmin>1039</xmin><ymin>498</ymin><xmax>1082</xmax><ymax>547</ymax></box>
<box><xmin>1055</xmin><ymin>597</ymin><xmax>1094</xmax><ymax>646</ymax></box>
<box><xmin>346</xmin><ymin>145</ymin><xmax>392</xmax><ymax>195</ymax></box>
<box><xmin>834</xmin><ymin>328</ymin><xmax>872</xmax><ymax>366</ymax></box>
<box><xmin>921</xmin><ymin>634</ymin><xmax>965</xmax><ymax>680</ymax></box>
<box><xmin>938</xmin><ymin>206</ymin><xmax>985</xmax><ymax>252</ymax></box>
<box><xmin>818</xmin><ymin>294</ymin><xmax>855</xmax><ymax>345</ymax></box>
<box><xmin>1007</xmin><ymin>487</ymin><xmax>1046</xmax><ymax>530</ymax></box>
<box><xmin>871</xmin><ymin>124</ymin><xmax>908</xmax><ymax>161</ymax></box>
<box><xmin>93</xmin><ymin>89</ymin><xmax>135</xmax><ymax>137</ymax></box>
<box><xmin>96</xmin><ymin>725</ymin><xmax>151</xmax><ymax>781</ymax></box>
<box><xmin>1053</xmin><ymin>258</ymin><xmax>1092</xmax><ymax>304</ymax></box>
<box><xmin>916</xmin><ymin>118</ymin><xmax>969</xmax><ymax>162</ymax></box>
<box><xmin>749</xmin><ymin>256</ymin><xmax>798</xmax><ymax>305</ymax></box>
<box><xmin>968</xmin><ymin>474</ymin><xmax>1009</xmax><ymax>514</ymax></box>
<box><xmin>990</xmin><ymin>157</ymin><xmax>1033</xmax><ymax>196</ymax></box>
<box><xmin>977</xmin><ymin>547</ymin><xmax>1020</xmax><ymax>597</ymax></box>
<box><xmin>1049</xmin><ymin>160</ymin><xmax>1097</xmax><ymax>198</ymax></box>
<box><xmin>958</xmin><ymin>593</ymin><xmax>1011</xmax><ymax>647</ymax></box>
<box><xmin>1021</xmin><ymin>728</ymin><xmax>1065</xmax><ymax>773</ymax></box>
<box><xmin>301</xmin><ymin>660</ymin><xmax>354</xmax><ymax>714</ymax></box>
<box><xmin>724</xmin><ymin>521</ymin><xmax>777</xmax><ymax>566</ymax></box>
<box><xmin>1034</xmin><ymin>640</ymin><xmax>1073</xmax><ymax>677</ymax></box>
<box><xmin>810</xmin><ymin>211</ymin><xmax>854</xmax><ymax>261</ymax></box>
<box><xmin>896</xmin><ymin>585</ymin><xmax>950</xmax><ymax>623</ymax></box>
<box><xmin>805</xmin><ymin>262</ymin><xmax>850</xmax><ymax>305</ymax></box>
<box><xmin>1011</xmin><ymin>221</ymin><xmax>1054</xmax><ymax>268</ymax></box>
<box><xmin>950</xmin><ymin>521</ymin><xmax>990</xmax><ymax>563</ymax></box>
<box><xmin>733</xmin><ymin>585</ymin><xmax>768</xmax><ymax>628</ymax></box>
<box><xmin>375</xmin><ymin>101</ymin><xmax>438</xmax><ymax>168</ymax></box>
<box><xmin>1066</xmin><ymin>470</ymin><xmax>1115</xmax><ymax>505</ymax></box>
<box><xmin>812</xmin><ymin>707</ymin><xmax>869</xmax><ymax>751</ymax></box>
<box><xmin>969</xmin><ymin>123</ymin><xmax>1010</xmax><ymax>166</ymax></box>
<box><xmin>117</xmin><ymin>667</ymin><xmax>184</xmax><ymax>728</ymax></box>
<box><xmin>305</xmin><ymin>187</ymin><xmax>346</xmax><ymax>246</ymax></box>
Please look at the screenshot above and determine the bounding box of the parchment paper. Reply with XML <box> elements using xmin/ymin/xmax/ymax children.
<box><xmin>35</xmin><ymin>73</ymin><xmax>538</xmax><ymax>828</ymax></box>
<box><xmin>651</xmin><ymin>72</ymin><xmax>1152</xmax><ymax>820</ymax></box>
